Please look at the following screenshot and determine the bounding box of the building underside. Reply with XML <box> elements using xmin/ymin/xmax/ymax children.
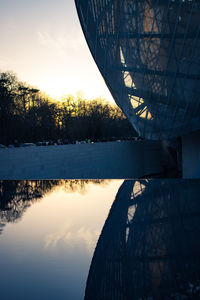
<box><xmin>75</xmin><ymin>0</ymin><xmax>200</xmax><ymax>140</ymax></box>
<box><xmin>84</xmin><ymin>180</ymin><xmax>200</xmax><ymax>299</ymax></box>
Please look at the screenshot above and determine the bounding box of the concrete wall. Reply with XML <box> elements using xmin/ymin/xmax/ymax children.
<box><xmin>182</xmin><ymin>131</ymin><xmax>200</xmax><ymax>178</ymax></box>
<box><xmin>0</xmin><ymin>141</ymin><xmax>175</xmax><ymax>180</ymax></box>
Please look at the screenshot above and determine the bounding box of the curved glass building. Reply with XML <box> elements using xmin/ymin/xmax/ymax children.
<box><xmin>84</xmin><ymin>180</ymin><xmax>200</xmax><ymax>299</ymax></box>
<box><xmin>75</xmin><ymin>0</ymin><xmax>200</xmax><ymax>140</ymax></box>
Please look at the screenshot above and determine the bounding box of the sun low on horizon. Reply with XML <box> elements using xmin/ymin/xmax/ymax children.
<box><xmin>0</xmin><ymin>0</ymin><xmax>114</xmax><ymax>103</ymax></box>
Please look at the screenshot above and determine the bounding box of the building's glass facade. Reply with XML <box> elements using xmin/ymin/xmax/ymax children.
<box><xmin>84</xmin><ymin>180</ymin><xmax>200</xmax><ymax>299</ymax></box>
<box><xmin>75</xmin><ymin>0</ymin><xmax>200</xmax><ymax>139</ymax></box>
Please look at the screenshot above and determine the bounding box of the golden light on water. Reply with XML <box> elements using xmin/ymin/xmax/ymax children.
<box><xmin>5</xmin><ymin>180</ymin><xmax>123</xmax><ymax>253</ymax></box>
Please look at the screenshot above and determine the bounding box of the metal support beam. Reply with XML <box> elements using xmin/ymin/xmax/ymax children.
<box><xmin>99</xmin><ymin>32</ymin><xmax>200</xmax><ymax>39</ymax></box>
<box><xmin>111</xmin><ymin>66</ymin><xmax>200</xmax><ymax>80</ymax></box>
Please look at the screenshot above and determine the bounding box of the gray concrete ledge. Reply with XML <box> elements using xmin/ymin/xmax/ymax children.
<box><xmin>0</xmin><ymin>141</ymin><xmax>175</xmax><ymax>179</ymax></box>
<box><xmin>182</xmin><ymin>130</ymin><xmax>200</xmax><ymax>178</ymax></box>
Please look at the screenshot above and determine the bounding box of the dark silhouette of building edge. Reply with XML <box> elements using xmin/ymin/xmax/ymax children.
<box><xmin>84</xmin><ymin>180</ymin><xmax>200</xmax><ymax>299</ymax></box>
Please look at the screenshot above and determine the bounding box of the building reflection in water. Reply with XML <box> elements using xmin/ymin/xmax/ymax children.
<box><xmin>85</xmin><ymin>180</ymin><xmax>200</xmax><ymax>300</ymax></box>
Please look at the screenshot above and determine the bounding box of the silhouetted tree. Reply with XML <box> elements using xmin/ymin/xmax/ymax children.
<box><xmin>0</xmin><ymin>71</ymin><xmax>137</xmax><ymax>145</ymax></box>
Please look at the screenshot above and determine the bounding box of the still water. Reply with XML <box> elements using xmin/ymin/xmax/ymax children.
<box><xmin>0</xmin><ymin>180</ymin><xmax>122</xmax><ymax>300</ymax></box>
<box><xmin>0</xmin><ymin>180</ymin><xmax>200</xmax><ymax>300</ymax></box>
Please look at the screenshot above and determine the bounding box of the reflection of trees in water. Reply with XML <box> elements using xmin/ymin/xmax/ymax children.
<box><xmin>85</xmin><ymin>180</ymin><xmax>200</xmax><ymax>300</ymax></box>
<box><xmin>0</xmin><ymin>180</ymin><xmax>61</xmax><ymax>234</ymax></box>
<box><xmin>63</xmin><ymin>179</ymin><xmax>108</xmax><ymax>195</ymax></box>
<box><xmin>0</xmin><ymin>179</ymin><xmax>107</xmax><ymax>234</ymax></box>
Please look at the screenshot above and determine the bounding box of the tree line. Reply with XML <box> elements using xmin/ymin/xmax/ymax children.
<box><xmin>0</xmin><ymin>72</ymin><xmax>137</xmax><ymax>145</ymax></box>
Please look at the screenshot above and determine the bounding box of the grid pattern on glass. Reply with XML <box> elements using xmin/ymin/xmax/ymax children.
<box><xmin>84</xmin><ymin>180</ymin><xmax>200</xmax><ymax>299</ymax></box>
<box><xmin>75</xmin><ymin>0</ymin><xmax>200</xmax><ymax>139</ymax></box>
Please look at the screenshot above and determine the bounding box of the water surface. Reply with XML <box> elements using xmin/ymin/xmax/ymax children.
<box><xmin>1</xmin><ymin>179</ymin><xmax>200</xmax><ymax>300</ymax></box>
<box><xmin>0</xmin><ymin>180</ymin><xmax>122</xmax><ymax>300</ymax></box>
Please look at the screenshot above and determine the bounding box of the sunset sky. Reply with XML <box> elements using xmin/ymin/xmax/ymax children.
<box><xmin>0</xmin><ymin>0</ymin><xmax>114</xmax><ymax>102</ymax></box>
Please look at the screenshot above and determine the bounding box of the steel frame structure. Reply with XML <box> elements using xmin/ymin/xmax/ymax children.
<box><xmin>84</xmin><ymin>180</ymin><xmax>200</xmax><ymax>299</ymax></box>
<box><xmin>75</xmin><ymin>0</ymin><xmax>200</xmax><ymax>139</ymax></box>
